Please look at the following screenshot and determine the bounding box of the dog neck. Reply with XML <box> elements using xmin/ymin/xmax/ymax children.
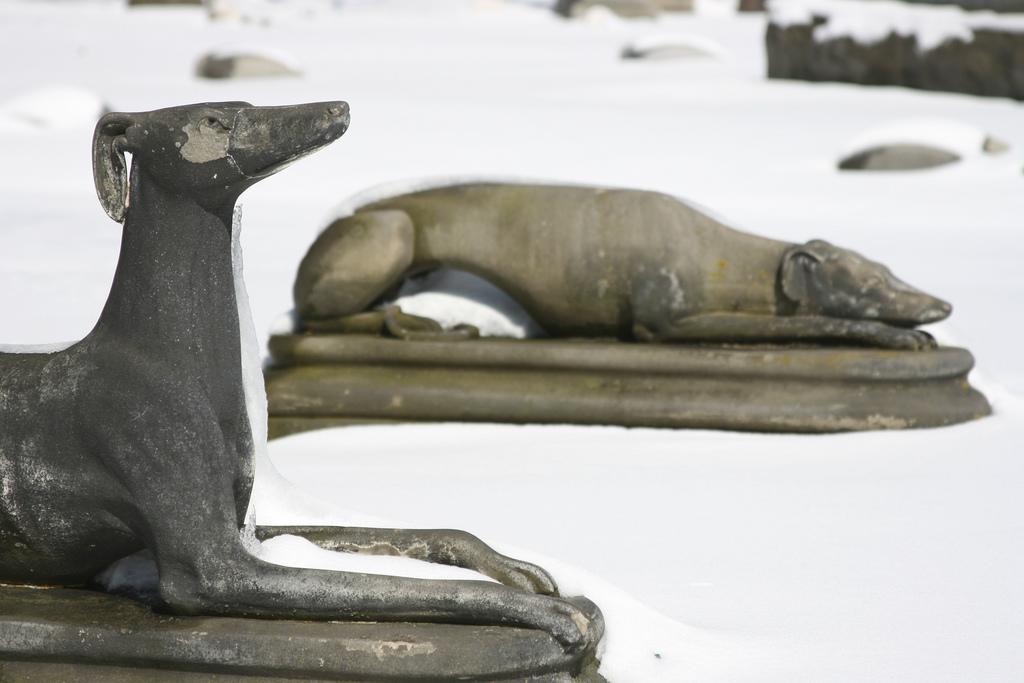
<box><xmin>690</xmin><ymin>235</ymin><xmax>793</xmax><ymax>316</ymax></box>
<box><xmin>92</xmin><ymin>164</ymin><xmax>248</xmax><ymax>420</ymax></box>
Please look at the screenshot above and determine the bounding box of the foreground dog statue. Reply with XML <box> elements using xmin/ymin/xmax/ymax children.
<box><xmin>295</xmin><ymin>182</ymin><xmax>951</xmax><ymax>349</ymax></box>
<box><xmin>0</xmin><ymin>103</ymin><xmax>597</xmax><ymax>654</ymax></box>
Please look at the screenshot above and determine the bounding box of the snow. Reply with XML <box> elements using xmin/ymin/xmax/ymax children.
<box><xmin>769</xmin><ymin>0</ymin><xmax>1024</xmax><ymax>50</ymax></box>
<box><xmin>0</xmin><ymin>341</ymin><xmax>76</xmax><ymax>354</ymax></box>
<box><xmin>0</xmin><ymin>85</ymin><xmax>108</xmax><ymax>132</ymax></box>
<box><xmin>384</xmin><ymin>268</ymin><xmax>546</xmax><ymax>337</ymax></box>
<box><xmin>1</xmin><ymin>0</ymin><xmax>1023</xmax><ymax>681</ymax></box>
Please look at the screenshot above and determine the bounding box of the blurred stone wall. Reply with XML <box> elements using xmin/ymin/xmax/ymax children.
<box><xmin>894</xmin><ymin>0</ymin><xmax>1024</xmax><ymax>12</ymax></box>
<box><xmin>766</xmin><ymin>18</ymin><xmax>1024</xmax><ymax>101</ymax></box>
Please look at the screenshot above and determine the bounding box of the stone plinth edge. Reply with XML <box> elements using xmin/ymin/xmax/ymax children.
<box><xmin>265</xmin><ymin>335</ymin><xmax>990</xmax><ymax>437</ymax></box>
<box><xmin>0</xmin><ymin>585</ymin><xmax>606</xmax><ymax>682</ymax></box>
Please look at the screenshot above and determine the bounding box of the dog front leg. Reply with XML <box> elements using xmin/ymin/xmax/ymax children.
<box><xmin>255</xmin><ymin>526</ymin><xmax>557</xmax><ymax>595</ymax></box>
<box><xmin>650</xmin><ymin>312</ymin><xmax>937</xmax><ymax>349</ymax></box>
<box><xmin>301</xmin><ymin>306</ymin><xmax>479</xmax><ymax>341</ymax></box>
<box><xmin>152</xmin><ymin>533</ymin><xmax>594</xmax><ymax>652</ymax></box>
<box><xmin>134</xmin><ymin>463</ymin><xmax>591</xmax><ymax>649</ymax></box>
<box><xmin>294</xmin><ymin>210</ymin><xmax>415</xmax><ymax>322</ymax></box>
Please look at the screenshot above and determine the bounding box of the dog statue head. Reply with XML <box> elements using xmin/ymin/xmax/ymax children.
<box><xmin>780</xmin><ymin>239</ymin><xmax>951</xmax><ymax>327</ymax></box>
<box><xmin>93</xmin><ymin>101</ymin><xmax>350</xmax><ymax>222</ymax></box>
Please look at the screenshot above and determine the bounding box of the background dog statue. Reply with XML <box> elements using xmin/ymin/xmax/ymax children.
<box><xmin>0</xmin><ymin>103</ymin><xmax>598</xmax><ymax>654</ymax></box>
<box><xmin>295</xmin><ymin>182</ymin><xmax>950</xmax><ymax>349</ymax></box>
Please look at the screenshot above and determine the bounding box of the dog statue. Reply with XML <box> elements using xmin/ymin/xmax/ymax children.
<box><xmin>295</xmin><ymin>182</ymin><xmax>950</xmax><ymax>349</ymax></box>
<box><xmin>0</xmin><ymin>104</ymin><xmax>597</xmax><ymax>653</ymax></box>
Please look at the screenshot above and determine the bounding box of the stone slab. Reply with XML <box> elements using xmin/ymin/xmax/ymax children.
<box><xmin>0</xmin><ymin>585</ymin><xmax>604</xmax><ymax>682</ymax></box>
<box><xmin>264</xmin><ymin>334</ymin><xmax>990</xmax><ymax>437</ymax></box>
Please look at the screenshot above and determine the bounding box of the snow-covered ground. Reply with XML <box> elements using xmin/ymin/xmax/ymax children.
<box><xmin>1</xmin><ymin>1</ymin><xmax>1022</xmax><ymax>681</ymax></box>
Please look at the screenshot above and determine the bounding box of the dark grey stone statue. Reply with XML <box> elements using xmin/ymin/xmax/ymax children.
<box><xmin>0</xmin><ymin>103</ymin><xmax>601</xmax><ymax>672</ymax></box>
<box><xmin>295</xmin><ymin>183</ymin><xmax>950</xmax><ymax>350</ymax></box>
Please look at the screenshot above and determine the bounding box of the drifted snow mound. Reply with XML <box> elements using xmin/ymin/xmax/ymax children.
<box><xmin>838</xmin><ymin>118</ymin><xmax>1010</xmax><ymax>170</ymax></box>
<box><xmin>196</xmin><ymin>45</ymin><xmax>302</xmax><ymax>79</ymax></box>
<box><xmin>0</xmin><ymin>86</ymin><xmax>108</xmax><ymax>132</ymax></box>
<box><xmin>622</xmin><ymin>32</ymin><xmax>728</xmax><ymax>59</ymax></box>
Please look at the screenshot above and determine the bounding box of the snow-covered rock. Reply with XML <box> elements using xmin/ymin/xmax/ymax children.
<box><xmin>837</xmin><ymin>118</ymin><xmax>1009</xmax><ymax>170</ymax></box>
<box><xmin>622</xmin><ymin>31</ymin><xmax>728</xmax><ymax>59</ymax></box>
<box><xmin>556</xmin><ymin>0</ymin><xmax>660</xmax><ymax>18</ymax></box>
<box><xmin>195</xmin><ymin>45</ymin><xmax>302</xmax><ymax>79</ymax></box>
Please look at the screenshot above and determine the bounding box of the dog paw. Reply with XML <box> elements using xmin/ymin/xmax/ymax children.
<box><xmin>444</xmin><ymin>531</ymin><xmax>558</xmax><ymax>595</ymax></box>
<box><xmin>519</xmin><ymin>594</ymin><xmax>595</xmax><ymax>653</ymax></box>
<box><xmin>383</xmin><ymin>306</ymin><xmax>479</xmax><ymax>342</ymax></box>
<box><xmin>485</xmin><ymin>555</ymin><xmax>559</xmax><ymax>596</ymax></box>
<box><xmin>855</xmin><ymin>321</ymin><xmax>937</xmax><ymax>350</ymax></box>
<box><xmin>910</xmin><ymin>329</ymin><xmax>938</xmax><ymax>350</ymax></box>
<box><xmin>883</xmin><ymin>327</ymin><xmax>937</xmax><ymax>350</ymax></box>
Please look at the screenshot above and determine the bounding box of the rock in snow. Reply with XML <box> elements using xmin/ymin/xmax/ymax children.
<box><xmin>622</xmin><ymin>31</ymin><xmax>728</xmax><ymax>58</ymax></box>
<box><xmin>196</xmin><ymin>45</ymin><xmax>302</xmax><ymax>79</ymax></box>
<box><xmin>837</xmin><ymin>118</ymin><xmax>1010</xmax><ymax>170</ymax></box>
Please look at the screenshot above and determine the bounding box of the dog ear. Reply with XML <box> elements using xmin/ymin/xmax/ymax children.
<box><xmin>92</xmin><ymin>113</ymin><xmax>134</xmax><ymax>223</ymax></box>
<box><xmin>780</xmin><ymin>241</ymin><xmax>828</xmax><ymax>302</ymax></box>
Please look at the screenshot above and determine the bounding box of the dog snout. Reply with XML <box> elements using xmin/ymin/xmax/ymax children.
<box><xmin>227</xmin><ymin>101</ymin><xmax>349</xmax><ymax>178</ymax></box>
<box><xmin>919</xmin><ymin>299</ymin><xmax>952</xmax><ymax>324</ymax></box>
<box><xmin>326</xmin><ymin>101</ymin><xmax>350</xmax><ymax>134</ymax></box>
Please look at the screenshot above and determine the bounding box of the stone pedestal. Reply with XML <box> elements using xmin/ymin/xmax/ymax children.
<box><xmin>0</xmin><ymin>585</ymin><xmax>605</xmax><ymax>682</ymax></box>
<box><xmin>265</xmin><ymin>334</ymin><xmax>990</xmax><ymax>438</ymax></box>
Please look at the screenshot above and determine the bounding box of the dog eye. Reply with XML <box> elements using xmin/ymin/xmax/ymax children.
<box><xmin>199</xmin><ymin>117</ymin><xmax>230</xmax><ymax>132</ymax></box>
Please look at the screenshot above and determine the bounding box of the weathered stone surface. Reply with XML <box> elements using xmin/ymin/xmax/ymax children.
<box><xmin>767</xmin><ymin>19</ymin><xmax>1024</xmax><ymax>101</ymax></box>
<box><xmin>0</xmin><ymin>585</ymin><xmax>606</xmax><ymax>682</ymax></box>
<box><xmin>265</xmin><ymin>335</ymin><xmax>990</xmax><ymax>436</ymax></box>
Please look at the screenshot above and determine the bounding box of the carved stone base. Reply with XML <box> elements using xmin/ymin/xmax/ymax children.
<box><xmin>264</xmin><ymin>334</ymin><xmax>990</xmax><ymax>438</ymax></box>
<box><xmin>0</xmin><ymin>585</ymin><xmax>605</xmax><ymax>682</ymax></box>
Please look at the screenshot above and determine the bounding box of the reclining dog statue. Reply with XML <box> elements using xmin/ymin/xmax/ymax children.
<box><xmin>0</xmin><ymin>104</ymin><xmax>598</xmax><ymax>654</ymax></box>
<box><xmin>295</xmin><ymin>182</ymin><xmax>951</xmax><ymax>349</ymax></box>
